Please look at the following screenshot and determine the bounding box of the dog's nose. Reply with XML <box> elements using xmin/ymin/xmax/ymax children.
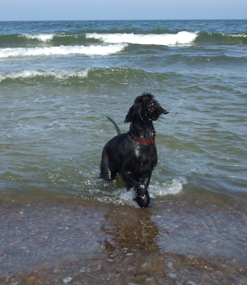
<box><xmin>162</xmin><ymin>108</ymin><xmax>169</xmax><ymax>115</ymax></box>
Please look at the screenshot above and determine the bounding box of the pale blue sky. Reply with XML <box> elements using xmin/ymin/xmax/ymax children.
<box><xmin>0</xmin><ymin>0</ymin><xmax>246</xmax><ymax>21</ymax></box>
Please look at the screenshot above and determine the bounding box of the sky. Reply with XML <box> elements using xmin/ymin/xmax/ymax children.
<box><xmin>0</xmin><ymin>0</ymin><xmax>246</xmax><ymax>21</ymax></box>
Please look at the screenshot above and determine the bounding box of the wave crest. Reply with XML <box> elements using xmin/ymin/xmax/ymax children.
<box><xmin>0</xmin><ymin>69</ymin><xmax>90</xmax><ymax>82</ymax></box>
<box><xmin>0</xmin><ymin>43</ymin><xmax>127</xmax><ymax>58</ymax></box>
<box><xmin>22</xmin><ymin>33</ymin><xmax>55</xmax><ymax>42</ymax></box>
<box><xmin>86</xmin><ymin>32</ymin><xmax>198</xmax><ymax>46</ymax></box>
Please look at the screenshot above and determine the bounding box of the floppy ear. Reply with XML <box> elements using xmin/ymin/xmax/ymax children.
<box><xmin>124</xmin><ymin>105</ymin><xmax>134</xmax><ymax>123</ymax></box>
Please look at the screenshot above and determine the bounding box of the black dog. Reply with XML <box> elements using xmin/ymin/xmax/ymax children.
<box><xmin>100</xmin><ymin>93</ymin><xmax>169</xmax><ymax>208</ymax></box>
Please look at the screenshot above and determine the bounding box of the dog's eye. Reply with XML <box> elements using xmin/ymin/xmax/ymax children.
<box><xmin>148</xmin><ymin>101</ymin><xmax>155</xmax><ymax>110</ymax></box>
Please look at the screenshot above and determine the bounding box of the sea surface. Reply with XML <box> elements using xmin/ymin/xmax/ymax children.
<box><xmin>0</xmin><ymin>20</ymin><xmax>247</xmax><ymax>284</ymax></box>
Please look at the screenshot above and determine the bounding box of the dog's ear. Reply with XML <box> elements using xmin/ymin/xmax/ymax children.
<box><xmin>124</xmin><ymin>105</ymin><xmax>134</xmax><ymax>123</ymax></box>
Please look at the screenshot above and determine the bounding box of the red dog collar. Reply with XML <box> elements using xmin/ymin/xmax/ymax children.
<box><xmin>133</xmin><ymin>135</ymin><xmax>155</xmax><ymax>145</ymax></box>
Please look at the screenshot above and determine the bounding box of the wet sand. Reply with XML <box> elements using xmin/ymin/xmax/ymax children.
<box><xmin>0</xmin><ymin>191</ymin><xmax>247</xmax><ymax>284</ymax></box>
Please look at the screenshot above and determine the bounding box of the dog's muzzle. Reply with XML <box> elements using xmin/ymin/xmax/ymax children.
<box><xmin>150</xmin><ymin>107</ymin><xmax>169</xmax><ymax>121</ymax></box>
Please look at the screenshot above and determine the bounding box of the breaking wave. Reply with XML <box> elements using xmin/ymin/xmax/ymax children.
<box><xmin>0</xmin><ymin>43</ymin><xmax>127</xmax><ymax>58</ymax></box>
<box><xmin>22</xmin><ymin>33</ymin><xmax>55</xmax><ymax>42</ymax></box>
<box><xmin>0</xmin><ymin>69</ymin><xmax>90</xmax><ymax>82</ymax></box>
<box><xmin>86</xmin><ymin>32</ymin><xmax>198</xmax><ymax>46</ymax></box>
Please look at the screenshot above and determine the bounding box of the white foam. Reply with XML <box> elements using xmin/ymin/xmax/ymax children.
<box><xmin>86</xmin><ymin>32</ymin><xmax>198</xmax><ymax>46</ymax></box>
<box><xmin>0</xmin><ymin>69</ymin><xmax>89</xmax><ymax>82</ymax></box>
<box><xmin>22</xmin><ymin>33</ymin><xmax>55</xmax><ymax>42</ymax></box>
<box><xmin>0</xmin><ymin>43</ymin><xmax>127</xmax><ymax>58</ymax></box>
<box><xmin>149</xmin><ymin>177</ymin><xmax>187</xmax><ymax>198</ymax></box>
<box><xmin>104</xmin><ymin>177</ymin><xmax>187</xmax><ymax>207</ymax></box>
<box><xmin>117</xmin><ymin>188</ymin><xmax>139</xmax><ymax>207</ymax></box>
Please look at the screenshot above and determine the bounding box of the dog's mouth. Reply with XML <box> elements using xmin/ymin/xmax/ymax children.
<box><xmin>147</xmin><ymin>111</ymin><xmax>161</xmax><ymax>121</ymax></box>
<box><xmin>150</xmin><ymin>115</ymin><xmax>160</xmax><ymax>121</ymax></box>
<box><xmin>149</xmin><ymin>109</ymin><xmax>169</xmax><ymax>121</ymax></box>
<box><xmin>147</xmin><ymin>103</ymin><xmax>169</xmax><ymax>121</ymax></box>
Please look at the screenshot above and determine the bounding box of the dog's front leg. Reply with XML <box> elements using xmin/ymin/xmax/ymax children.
<box><xmin>122</xmin><ymin>168</ymin><xmax>150</xmax><ymax>208</ymax></box>
<box><xmin>122</xmin><ymin>170</ymin><xmax>140</xmax><ymax>191</ymax></box>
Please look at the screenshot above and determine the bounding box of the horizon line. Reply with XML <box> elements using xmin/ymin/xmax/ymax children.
<box><xmin>0</xmin><ymin>18</ymin><xmax>246</xmax><ymax>22</ymax></box>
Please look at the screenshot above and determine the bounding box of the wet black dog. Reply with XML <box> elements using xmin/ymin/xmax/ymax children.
<box><xmin>100</xmin><ymin>93</ymin><xmax>169</xmax><ymax>208</ymax></box>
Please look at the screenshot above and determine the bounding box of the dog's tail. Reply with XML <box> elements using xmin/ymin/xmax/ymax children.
<box><xmin>107</xmin><ymin>116</ymin><xmax>121</xmax><ymax>135</ymax></box>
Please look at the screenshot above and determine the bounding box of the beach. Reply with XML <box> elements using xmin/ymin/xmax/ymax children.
<box><xmin>1</xmin><ymin>191</ymin><xmax>247</xmax><ymax>284</ymax></box>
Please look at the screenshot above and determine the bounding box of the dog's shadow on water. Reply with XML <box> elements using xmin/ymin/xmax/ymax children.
<box><xmin>100</xmin><ymin>206</ymin><xmax>160</xmax><ymax>253</ymax></box>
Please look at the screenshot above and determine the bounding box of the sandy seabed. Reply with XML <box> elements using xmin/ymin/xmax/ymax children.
<box><xmin>0</xmin><ymin>191</ymin><xmax>247</xmax><ymax>285</ymax></box>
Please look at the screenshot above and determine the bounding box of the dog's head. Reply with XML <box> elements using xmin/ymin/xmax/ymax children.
<box><xmin>125</xmin><ymin>93</ymin><xmax>169</xmax><ymax>123</ymax></box>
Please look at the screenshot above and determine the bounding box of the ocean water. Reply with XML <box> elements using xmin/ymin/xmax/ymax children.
<box><xmin>0</xmin><ymin>20</ymin><xmax>247</xmax><ymax>284</ymax></box>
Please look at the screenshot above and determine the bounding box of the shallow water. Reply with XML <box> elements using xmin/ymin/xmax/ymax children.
<box><xmin>1</xmin><ymin>193</ymin><xmax>247</xmax><ymax>284</ymax></box>
<box><xmin>0</xmin><ymin>20</ymin><xmax>247</xmax><ymax>283</ymax></box>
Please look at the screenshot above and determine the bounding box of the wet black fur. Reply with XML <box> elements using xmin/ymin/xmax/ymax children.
<box><xmin>100</xmin><ymin>93</ymin><xmax>169</xmax><ymax>208</ymax></box>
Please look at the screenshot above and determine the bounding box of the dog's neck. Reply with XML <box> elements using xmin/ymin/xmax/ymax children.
<box><xmin>129</xmin><ymin>118</ymin><xmax>156</xmax><ymax>142</ymax></box>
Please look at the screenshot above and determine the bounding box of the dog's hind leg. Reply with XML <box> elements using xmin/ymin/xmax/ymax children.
<box><xmin>100</xmin><ymin>148</ymin><xmax>117</xmax><ymax>181</ymax></box>
<box><xmin>100</xmin><ymin>148</ymin><xmax>111</xmax><ymax>180</ymax></box>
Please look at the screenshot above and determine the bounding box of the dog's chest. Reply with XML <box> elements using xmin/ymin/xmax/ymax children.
<box><xmin>134</xmin><ymin>145</ymin><xmax>157</xmax><ymax>170</ymax></box>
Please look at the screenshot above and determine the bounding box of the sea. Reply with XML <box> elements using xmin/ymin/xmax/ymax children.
<box><xmin>0</xmin><ymin>20</ymin><xmax>247</xmax><ymax>284</ymax></box>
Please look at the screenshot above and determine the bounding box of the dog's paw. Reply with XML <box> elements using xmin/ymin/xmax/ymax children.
<box><xmin>134</xmin><ymin>192</ymin><xmax>150</xmax><ymax>208</ymax></box>
<box><xmin>134</xmin><ymin>183</ymin><xmax>150</xmax><ymax>208</ymax></box>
